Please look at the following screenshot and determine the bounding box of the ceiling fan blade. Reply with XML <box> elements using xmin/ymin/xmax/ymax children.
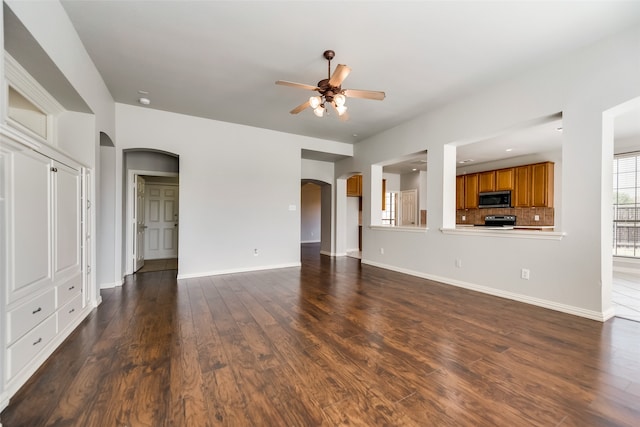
<box><xmin>290</xmin><ymin>100</ymin><xmax>311</xmax><ymax>114</ymax></box>
<box><xmin>276</xmin><ymin>80</ymin><xmax>319</xmax><ymax>91</ymax></box>
<box><xmin>328</xmin><ymin>64</ymin><xmax>352</xmax><ymax>87</ymax></box>
<box><xmin>343</xmin><ymin>89</ymin><xmax>386</xmax><ymax>101</ymax></box>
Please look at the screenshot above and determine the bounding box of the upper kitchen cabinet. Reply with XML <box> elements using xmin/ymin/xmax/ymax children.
<box><xmin>513</xmin><ymin>165</ymin><xmax>531</xmax><ymax>207</ymax></box>
<box><xmin>531</xmin><ymin>162</ymin><xmax>554</xmax><ymax>207</ymax></box>
<box><xmin>464</xmin><ymin>173</ymin><xmax>479</xmax><ymax>209</ymax></box>
<box><xmin>456</xmin><ymin>175</ymin><xmax>465</xmax><ymax>210</ymax></box>
<box><xmin>496</xmin><ymin>168</ymin><xmax>515</xmax><ymax>191</ymax></box>
<box><xmin>478</xmin><ymin>171</ymin><xmax>496</xmax><ymax>192</ymax></box>
<box><xmin>514</xmin><ymin>162</ymin><xmax>554</xmax><ymax>208</ymax></box>
<box><xmin>347</xmin><ymin>174</ymin><xmax>362</xmax><ymax>197</ymax></box>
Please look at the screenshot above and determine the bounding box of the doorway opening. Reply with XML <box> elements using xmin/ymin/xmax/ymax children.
<box><xmin>124</xmin><ymin>150</ymin><xmax>180</xmax><ymax>276</ymax></box>
<box><xmin>300</xmin><ymin>179</ymin><xmax>332</xmax><ymax>260</ymax></box>
<box><xmin>610</xmin><ymin>97</ymin><xmax>640</xmax><ymax>322</ymax></box>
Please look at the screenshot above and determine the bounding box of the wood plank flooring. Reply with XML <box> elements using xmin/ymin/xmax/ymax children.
<box><xmin>2</xmin><ymin>243</ymin><xmax>640</xmax><ymax>426</ymax></box>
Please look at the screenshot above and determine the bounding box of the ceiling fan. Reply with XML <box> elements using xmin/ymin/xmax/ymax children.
<box><xmin>275</xmin><ymin>50</ymin><xmax>385</xmax><ymax>120</ymax></box>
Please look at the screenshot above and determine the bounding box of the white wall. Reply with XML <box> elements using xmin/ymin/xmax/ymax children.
<box><xmin>346</xmin><ymin>197</ymin><xmax>360</xmax><ymax>252</ymax></box>
<box><xmin>125</xmin><ymin>150</ymin><xmax>179</xmax><ymax>173</ymax></box>
<box><xmin>336</xmin><ymin>25</ymin><xmax>640</xmax><ymax>320</ymax></box>
<box><xmin>301</xmin><ymin>183</ymin><xmax>321</xmax><ymax>243</ymax></box>
<box><xmin>115</xmin><ymin>103</ymin><xmax>350</xmax><ymax>279</ymax></box>
<box><xmin>383</xmin><ymin>173</ymin><xmax>400</xmax><ymax>192</ymax></box>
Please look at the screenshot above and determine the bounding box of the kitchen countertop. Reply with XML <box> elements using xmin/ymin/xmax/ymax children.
<box><xmin>456</xmin><ymin>224</ymin><xmax>554</xmax><ymax>230</ymax></box>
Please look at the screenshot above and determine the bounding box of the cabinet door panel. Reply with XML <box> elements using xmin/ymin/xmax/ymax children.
<box><xmin>478</xmin><ymin>171</ymin><xmax>495</xmax><ymax>192</ymax></box>
<box><xmin>456</xmin><ymin>176</ymin><xmax>465</xmax><ymax>210</ymax></box>
<box><xmin>513</xmin><ymin>166</ymin><xmax>531</xmax><ymax>207</ymax></box>
<box><xmin>464</xmin><ymin>174</ymin><xmax>479</xmax><ymax>209</ymax></box>
<box><xmin>496</xmin><ymin>168</ymin><xmax>515</xmax><ymax>191</ymax></box>
<box><xmin>531</xmin><ymin>162</ymin><xmax>554</xmax><ymax>207</ymax></box>
<box><xmin>54</xmin><ymin>162</ymin><xmax>81</xmax><ymax>281</ymax></box>
<box><xmin>9</xmin><ymin>149</ymin><xmax>53</xmax><ymax>303</ymax></box>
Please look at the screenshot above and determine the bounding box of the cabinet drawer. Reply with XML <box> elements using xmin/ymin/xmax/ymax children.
<box><xmin>7</xmin><ymin>289</ymin><xmax>56</xmax><ymax>344</ymax></box>
<box><xmin>56</xmin><ymin>274</ymin><xmax>82</xmax><ymax>308</ymax></box>
<box><xmin>7</xmin><ymin>313</ymin><xmax>57</xmax><ymax>380</ymax></box>
<box><xmin>58</xmin><ymin>294</ymin><xmax>83</xmax><ymax>333</ymax></box>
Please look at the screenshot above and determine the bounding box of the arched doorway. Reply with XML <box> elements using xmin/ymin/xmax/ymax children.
<box><xmin>124</xmin><ymin>149</ymin><xmax>180</xmax><ymax>275</ymax></box>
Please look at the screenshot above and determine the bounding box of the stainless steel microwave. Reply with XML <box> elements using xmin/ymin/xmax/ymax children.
<box><xmin>478</xmin><ymin>191</ymin><xmax>511</xmax><ymax>208</ymax></box>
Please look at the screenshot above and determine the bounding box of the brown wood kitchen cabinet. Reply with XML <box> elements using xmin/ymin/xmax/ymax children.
<box><xmin>531</xmin><ymin>162</ymin><xmax>554</xmax><ymax>207</ymax></box>
<box><xmin>478</xmin><ymin>171</ymin><xmax>495</xmax><ymax>192</ymax></box>
<box><xmin>456</xmin><ymin>175</ymin><xmax>465</xmax><ymax>210</ymax></box>
<box><xmin>464</xmin><ymin>173</ymin><xmax>479</xmax><ymax>209</ymax></box>
<box><xmin>496</xmin><ymin>168</ymin><xmax>515</xmax><ymax>191</ymax></box>
<box><xmin>513</xmin><ymin>165</ymin><xmax>531</xmax><ymax>207</ymax></box>
<box><xmin>347</xmin><ymin>175</ymin><xmax>362</xmax><ymax>197</ymax></box>
<box><xmin>513</xmin><ymin>162</ymin><xmax>554</xmax><ymax>207</ymax></box>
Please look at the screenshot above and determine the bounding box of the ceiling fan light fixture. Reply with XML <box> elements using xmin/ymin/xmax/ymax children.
<box><xmin>334</xmin><ymin>94</ymin><xmax>346</xmax><ymax>107</ymax></box>
<box><xmin>313</xmin><ymin>105</ymin><xmax>325</xmax><ymax>117</ymax></box>
<box><xmin>309</xmin><ymin>96</ymin><xmax>321</xmax><ymax>109</ymax></box>
<box><xmin>336</xmin><ymin>105</ymin><xmax>348</xmax><ymax>116</ymax></box>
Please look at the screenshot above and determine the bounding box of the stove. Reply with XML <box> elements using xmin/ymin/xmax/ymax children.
<box><xmin>474</xmin><ymin>215</ymin><xmax>517</xmax><ymax>228</ymax></box>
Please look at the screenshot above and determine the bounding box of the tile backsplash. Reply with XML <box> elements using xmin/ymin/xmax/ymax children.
<box><xmin>456</xmin><ymin>207</ymin><xmax>554</xmax><ymax>226</ymax></box>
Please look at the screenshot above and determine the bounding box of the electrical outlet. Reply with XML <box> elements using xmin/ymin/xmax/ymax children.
<box><xmin>254</xmin><ymin>248</ymin><xmax>259</xmax><ymax>256</ymax></box>
<box><xmin>521</xmin><ymin>268</ymin><xmax>530</xmax><ymax>280</ymax></box>
<box><xmin>462</xmin><ymin>215</ymin><xmax>466</xmax><ymax>221</ymax></box>
<box><xmin>455</xmin><ymin>259</ymin><xmax>462</xmax><ymax>268</ymax></box>
<box><xmin>380</xmin><ymin>247</ymin><xmax>384</xmax><ymax>254</ymax></box>
<box><xmin>534</xmin><ymin>215</ymin><xmax>540</xmax><ymax>221</ymax></box>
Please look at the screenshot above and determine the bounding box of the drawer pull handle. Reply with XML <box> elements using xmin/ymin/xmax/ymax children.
<box><xmin>32</xmin><ymin>307</ymin><xmax>42</xmax><ymax>314</ymax></box>
<box><xmin>68</xmin><ymin>285</ymin><xmax>75</xmax><ymax>290</ymax></box>
<box><xmin>69</xmin><ymin>308</ymin><xmax>75</xmax><ymax>314</ymax></box>
<box><xmin>33</xmin><ymin>338</ymin><xmax>42</xmax><ymax>346</ymax></box>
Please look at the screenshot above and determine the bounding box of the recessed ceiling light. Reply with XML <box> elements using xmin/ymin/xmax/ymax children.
<box><xmin>138</xmin><ymin>97</ymin><xmax>151</xmax><ymax>105</ymax></box>
<box><xmin>412</xmin><ymin>168</ymin><xmax>417</xmax><ymax>171</ymax></box>
<box><xmin>138</xmin><ymin>90</ymin><xmax>149</xmax><ymax>95</ymax></box>
<box><xmin>352</xmin><ymin>134</ymin><xmax>358</xmax><ymax>137</ymax></box>
<box><xmin>458</xmin><ymin>159</ymin><xmax>474</xmax><ymax>164</ymax></box>
<box><xmin>505</xmin><ymin>148</ymin><xmax>513</xmax><ymax>152</ymax></box>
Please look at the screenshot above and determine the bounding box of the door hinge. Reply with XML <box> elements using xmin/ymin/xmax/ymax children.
<box><xmin>87</xmin><ymin>200</ymin><xmax>92</xmax><ymax>209</ymax></box>
<box><xmin>51</xmin><ymin>167</ymin><xmax>58</xmax><ymax>172</ymax></box>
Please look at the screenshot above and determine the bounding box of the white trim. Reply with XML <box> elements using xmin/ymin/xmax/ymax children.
<box><xmin>176</xmin><ymin>262</ymin><xmax>301</xmax><ymax>280</ymax></box>
<box><xmin>369</xmin><ymin>225</ymin><xmax>429</xmax><ymax>233</ymax></box>
<box><xmin>301</xmin><ymin>240</ymin><xmax>321</xmax><ymax>244</ymax></box>
<box><xmin>440</xmin><ymin>227</ymin><xmax>565</xmax><ymax>240</ymax></box>
<box><xmin>320</xmin><ymin>250</ymin><xmax>336</xmax><ymax>257</ymax></box>
<box><xmin>4</xmin><ymin>53</ymin><xmax>63</xmax><ymax>145</ymax></box>
<box><xmin>361</xmin><ymin>259</ymin><xmax>610</xmax><ymax>322</ymax></box>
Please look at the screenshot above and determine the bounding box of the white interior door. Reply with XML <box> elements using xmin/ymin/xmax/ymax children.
<box><xmin>400</xmin><ymin>189</ymin><xmax>418</xmax><ymax>226</ymax></box>
<box><xmin>144</xmin><ymin>184</ymin><xmax>179</xmax><ymax>259</ymax></box>
<box><xmin>134</xmin><ymin>175</ymin><xmax>146</xmax><ymax>271</ymax></box>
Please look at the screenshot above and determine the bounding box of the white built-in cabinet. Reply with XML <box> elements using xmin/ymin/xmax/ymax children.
<box><xmin>0</xmin><ymin>135</ymin><xmax>89</xmax><ymax>408</ymax></box>
<box><xmin>0</xmin><ymin>54</ymin><xmax>94</xmax><ymax>411</ymax></box>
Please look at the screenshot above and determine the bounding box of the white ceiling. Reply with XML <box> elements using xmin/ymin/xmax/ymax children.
<box><xmin>56</xmin><ymin>0</ymin><xmax>640</xmax><ymax>149</ymax></box>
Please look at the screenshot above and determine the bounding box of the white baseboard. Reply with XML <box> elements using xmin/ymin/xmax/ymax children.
<box><xmin>301</xmin><ymin>240</ymin><xmax>321</xmax><ymax>244</ymax></box>
<box><xmin>361</xmin><ymin>259</ymin><xmax>610</xmax><ymax>322</ymax></box>
<box><xmin>320</xmin><ymin>250</ymin><xmax>336</xmax><ymax>257</ymax></box>
<box><xmin>177</xmin><ymin>262</ymin><xmax>301</xmax><ymax>280</ymax></box>
<box><xmin>99</xmin><ymin>279</ymin><xmax>124</xmax><ymax>289</ymax></box>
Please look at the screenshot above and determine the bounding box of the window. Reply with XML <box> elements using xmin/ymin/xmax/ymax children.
<box><xmin>613</xmin><ymin>152</ymin><xmax>640</xmax><ymax>257</ymax></box>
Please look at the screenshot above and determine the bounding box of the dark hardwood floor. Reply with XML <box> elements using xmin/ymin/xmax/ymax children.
<box><xmin>2</xmin><ymin>243</ymin><xmax>640</xmax><ymax>426</ymax></box>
